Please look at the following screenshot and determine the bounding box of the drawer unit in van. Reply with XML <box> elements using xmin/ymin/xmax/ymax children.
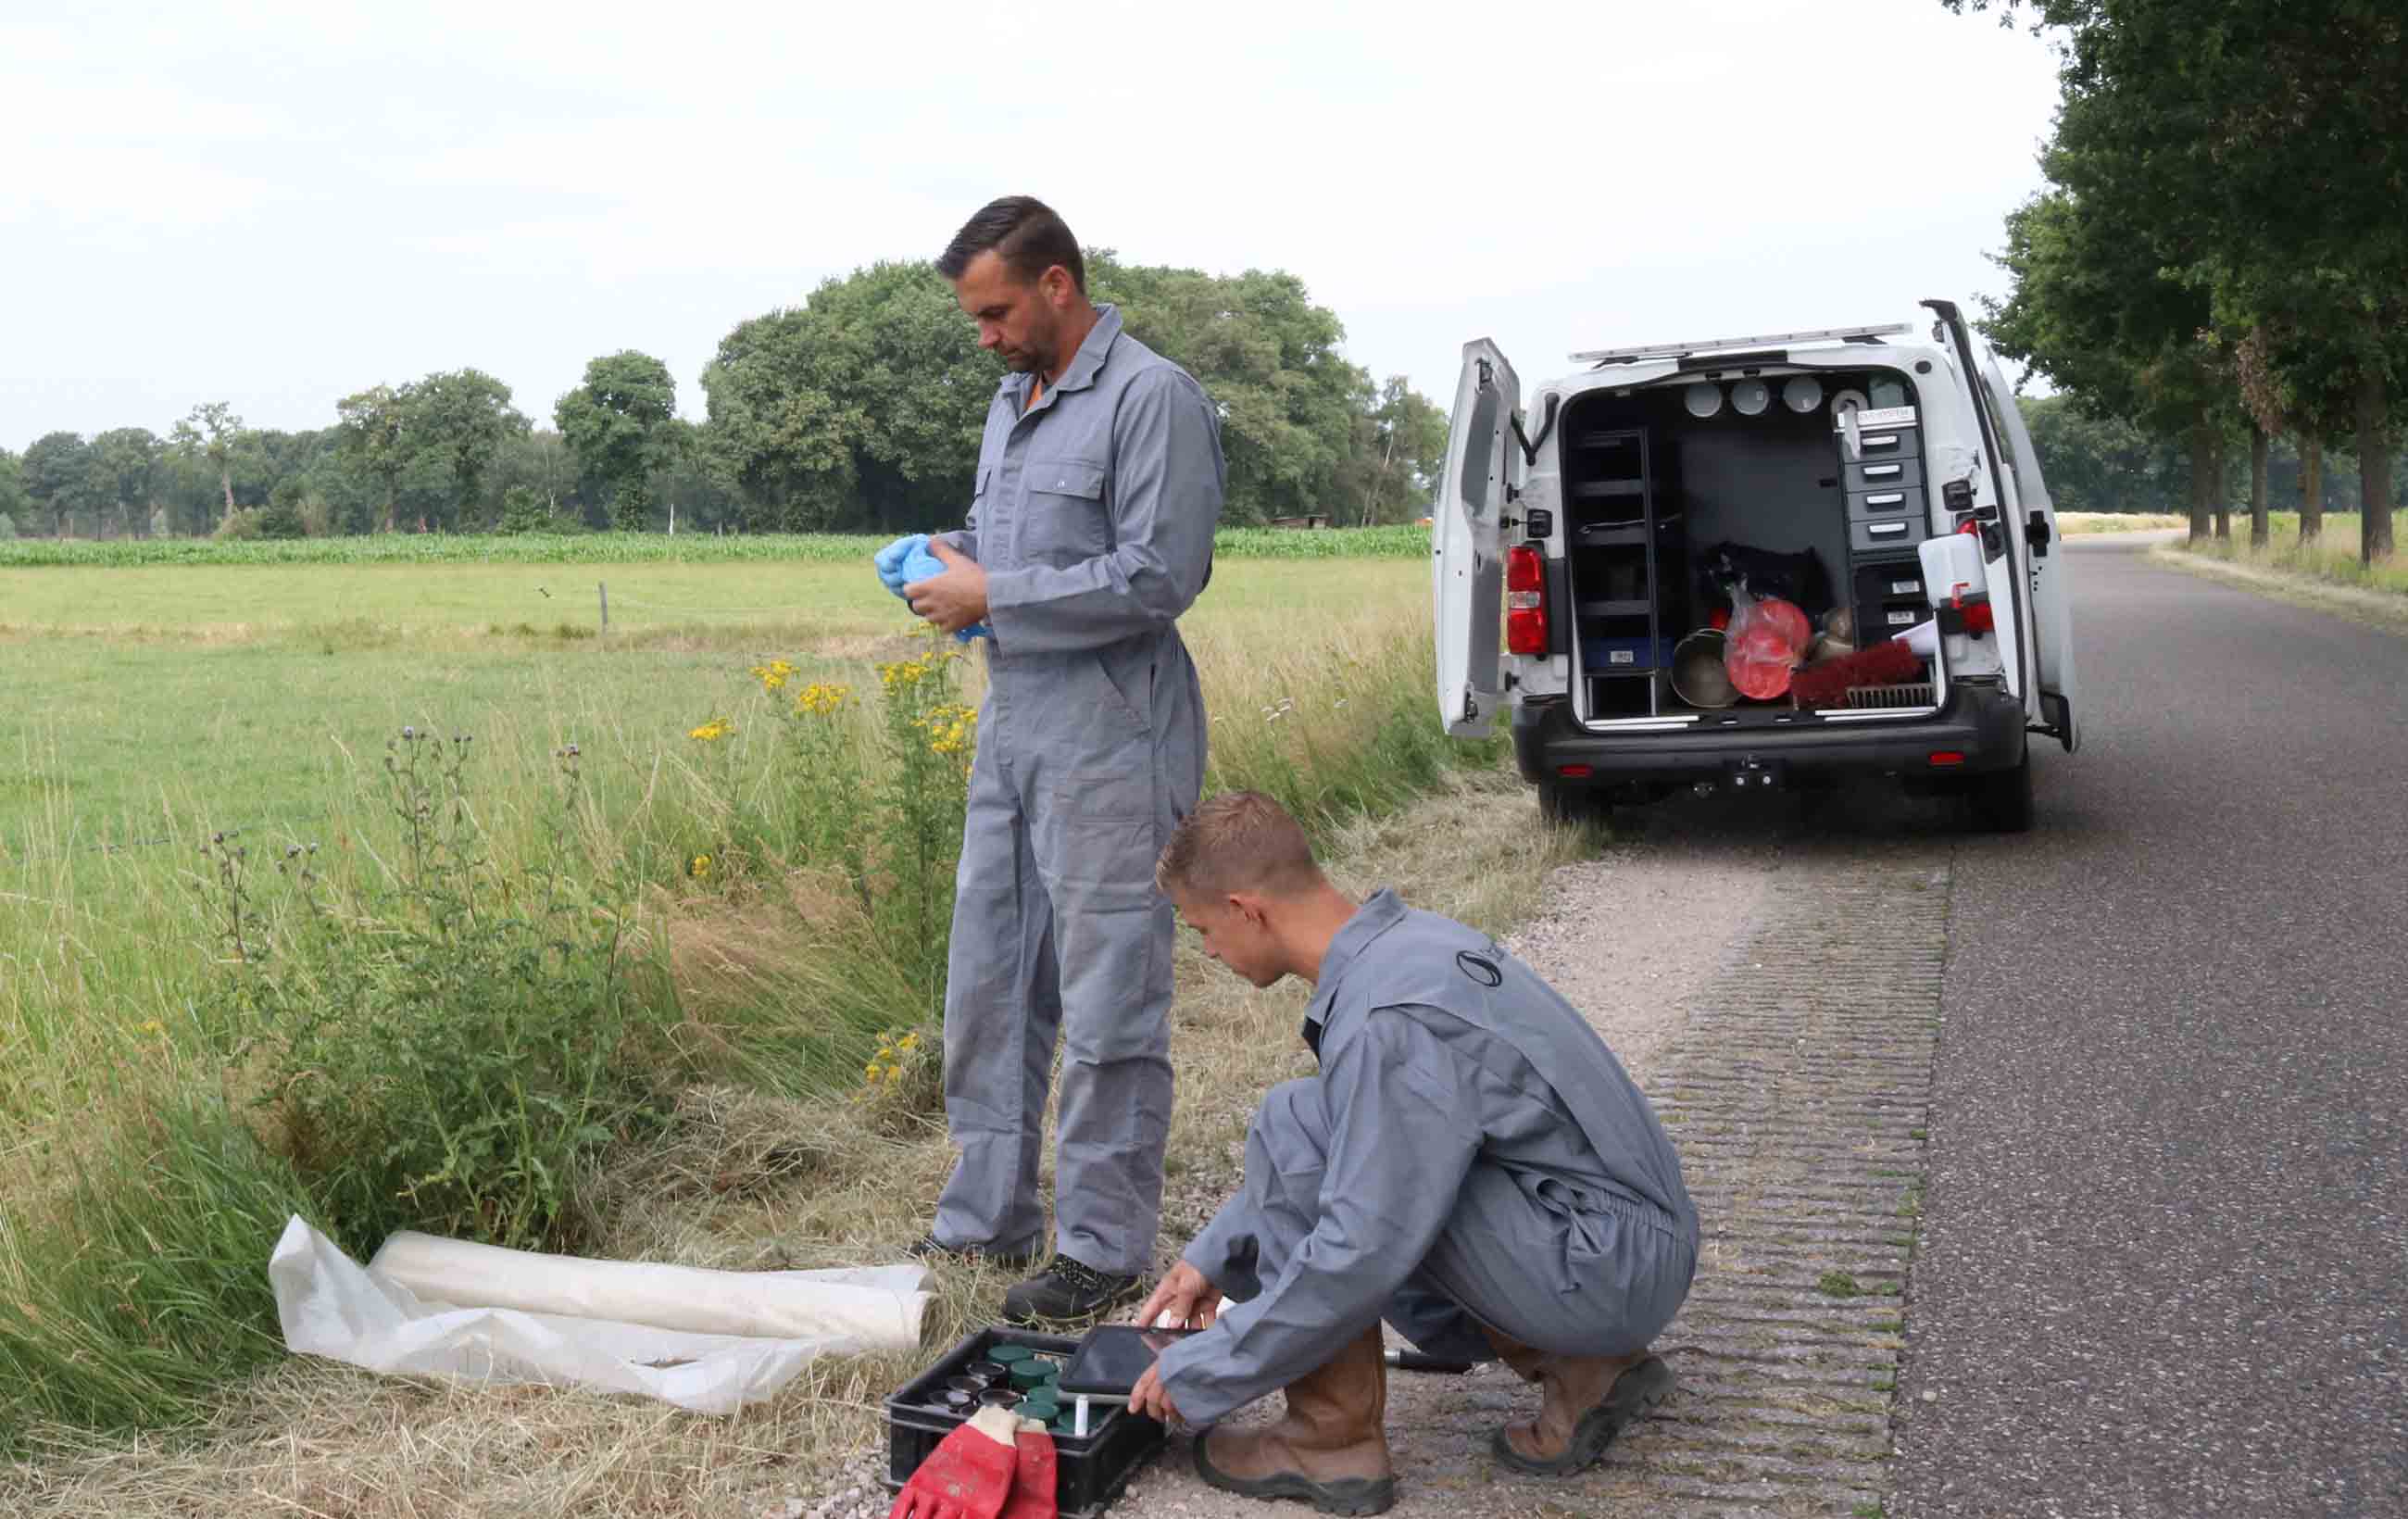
<box><xmin>1850</xmin><ymin>513</ymin><xmax>1926</xmax><ymax>555</ymax></box>
<box><xmin>1844</xmin><ymin>455</ymin><xmax>1922</xmax><ymax>495</ymax></box>
<box><xmin>1852</xmin><ymin>558</ymin><xmax>1928</xmax><ymax>639</ymax></box>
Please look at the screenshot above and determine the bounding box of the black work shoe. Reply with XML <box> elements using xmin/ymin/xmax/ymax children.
<box><xmin>908</xmin><ymin>1234</ymin><xmax>1037</xmax><ymax>1270</ymax></box>
<box><xmin>1001</xmin><ymin>1256</ymin><xmax>1143</xmax><ymax>1324</ymax></box>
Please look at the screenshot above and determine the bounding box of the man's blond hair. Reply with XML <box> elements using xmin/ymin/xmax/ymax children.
<box><xmin>1156</xmin><ymin>791</ymin><xmax>1323</xmax><ymax>900</ymax></box>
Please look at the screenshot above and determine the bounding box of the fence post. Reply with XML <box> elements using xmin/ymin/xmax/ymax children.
<box><xmin>599</xmin><ymin>581</ymin><xmax>608</xmax><ymax>634</ymax></box>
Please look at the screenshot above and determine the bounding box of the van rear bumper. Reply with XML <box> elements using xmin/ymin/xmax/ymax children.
<box><xmin>1511</xmin><ymin>682</ymin><xmax>2027</xmax><ymax>786</ymax></box>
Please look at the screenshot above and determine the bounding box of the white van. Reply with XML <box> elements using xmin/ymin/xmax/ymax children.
<box><xmin>1434</xmin><ymin>301</ymin><xmax>2079</xmax><ymax>832</ymax></box>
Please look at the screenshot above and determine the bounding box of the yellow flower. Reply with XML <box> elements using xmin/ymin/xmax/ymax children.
<box><xmin>864</xmin><ymin>1061</ymin><xmax>882</xmax><ymax>1080</ymax></box>
<box><xmin>138</xmin><ymin>1019</ymin><xmax>165</xmax><ymax>1037</ymax></box>
<box><xmin>884</xmin><ymin>1065</ymin><xmax>903</xmax><ymax>1084</ymax></box>
<box><xmin>749</xmin><ymin>660</ymin><xmax>796</xmax><ymax>693</ymax></box>
<box><xmin>688</xmin><ymin>719</ymin><xmax>734</xmax><ymax>742</ymax></box>
<box><xmin>794</xmin><ymin>682</ymin><xmax>852</xmax><ymax>718</ymax></box>
<box><xmin>898</xmin><ymin>1033</ymin><xmax>920</xmax><ymax>1051</ymax></box>
<box><xmin>690</xmin><ymin>855</ymin><xmax>711</xmax><ymax>879</ymax></box>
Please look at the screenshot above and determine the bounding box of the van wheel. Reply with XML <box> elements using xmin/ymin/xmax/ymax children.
<box><xmin>1966</xmin><ymin>751</ymin><xmax>2034</xmax><ymax>834</ymax></box>
<box><xmin>1536</xmin><ymin>781</ymin><xmax>1600</xmax><ymax>829</ymax></box>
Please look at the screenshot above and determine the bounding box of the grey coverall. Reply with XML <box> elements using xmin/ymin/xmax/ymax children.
<box><xmin>1154</xmin><ymin>889</ymin><xmax>1699</xmax><ymax>1425</ymax></box>
<box><xmin>929</xmin><ymin>305</ymin><xmax>1223</xmax><ymax>1276</ymax></box>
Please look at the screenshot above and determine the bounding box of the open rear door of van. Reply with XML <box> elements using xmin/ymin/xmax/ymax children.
<box><xmin>1433</xmin><ymin>339</ymin><xmax>1520</xmax><ymax>737</ymax></box>
<box><xmin>1983</xmin><ymin>350</ymin><xmax>2082</xmax><ymax>753</ymax></box>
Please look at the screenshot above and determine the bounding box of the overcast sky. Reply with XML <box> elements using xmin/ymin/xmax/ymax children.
<box><xmin>2</xmin><ymin>0</ymin><xmax>2063</xmax><ymax>450</ymax></box>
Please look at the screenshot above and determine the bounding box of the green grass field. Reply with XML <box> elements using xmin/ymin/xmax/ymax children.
<box><xmin>1</xmin><ymin>555</ymin><xmax>1433</xmax><ymax>852</ymax></box>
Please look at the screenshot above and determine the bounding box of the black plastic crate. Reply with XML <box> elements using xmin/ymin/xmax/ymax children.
<box><xmin>885</xmin><ymin>1325</ymin><xmax>1168</xmax><ymax>1519</ymax></box>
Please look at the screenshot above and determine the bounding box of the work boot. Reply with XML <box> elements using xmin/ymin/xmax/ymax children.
<box><xmin>1000</xmin><ymin>1255</ymin><xmax>1141</xmax><ymax>1324</ymax></box>
<box><xmin>1193</xmin><ymin>1324</ymin><xmax>1395</xmax><ymax>1515</ymax></box>
<box><xmin>1482</xmin><ymin>1327</ymin><xmax>1673</xmax><ymax>1475</ymax></box>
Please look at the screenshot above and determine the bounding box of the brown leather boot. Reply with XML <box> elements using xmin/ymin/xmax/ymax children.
<box><xmin>1483</xmin><ymin>1327</ymin><xmax>1674</xmax><ymax>1475</ymax></box>
<box><xmin>1193</xmin><ymin>1324</ymin><xmax>1396</xmax><ymax>1515</ymax></box>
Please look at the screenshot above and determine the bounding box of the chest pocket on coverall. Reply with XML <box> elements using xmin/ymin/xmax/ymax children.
<box><xmin>1016</xmin><ymin>458</ymin><xmax>1110</xmax><ymax>566</ymax></box>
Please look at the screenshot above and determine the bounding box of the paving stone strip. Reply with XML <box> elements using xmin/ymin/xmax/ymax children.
<box><xmin>1612</xmin><ymin>854</ymin><xmax>1950</xmax><ymax>1517</ymax></box>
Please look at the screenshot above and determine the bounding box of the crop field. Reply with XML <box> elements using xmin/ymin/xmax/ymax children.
<box><xmin>0</xmin><ymin>534</ymin><xmax>1500</xmax><ymax>1483</ymax></box>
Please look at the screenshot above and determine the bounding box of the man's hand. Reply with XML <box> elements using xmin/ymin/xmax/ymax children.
<box><xmin>1127</xmin><ymin>1359</ymin><xmax>1184</xmax><ymax>1425</ymax></box>
<box><xmin>905</xmin><ymin>538</ymin><xmax>991</xmax><ymax>635</ymax></box>
<box><xmin>1123</xmin><ymin>1261</ymin><xmax>1216</xmax><ymax>1423</ymax></box>
<box><xmin>1133</xmin><ymin>1261</ymin><xmax>1218</xmax><ymax>1331</ymax></box>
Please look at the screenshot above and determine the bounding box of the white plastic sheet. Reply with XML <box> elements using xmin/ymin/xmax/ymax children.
<box><xmin>270</xmin><ymin>1216</ymin><xmax>933</xmax><ymax>1414</ymax></box>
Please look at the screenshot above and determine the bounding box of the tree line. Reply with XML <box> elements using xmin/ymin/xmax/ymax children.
<box><xmin>1943</xmin><ymin>0</ymin><xmax>2403</xmax><ymax>560</ymax></box>
<box><xmin>2019</xmin><ymin>395</ymin><xmax>2403</xmax><ymax>522</ymax></box>
<box><xmin>0</xmin><ymin>252</ymin><xmax>1449</xmax><ymax>544</ymax></box>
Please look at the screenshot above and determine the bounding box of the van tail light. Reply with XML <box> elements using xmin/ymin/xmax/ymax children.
<box><xmin>1506</xmin><ymin>545</ymin><xmax>1549</xmax><ymax>656</ymax></box>
<box><xmin>1961</xmin><ymin>599</ymin><xmax>1996</xmax><ymax>636</ymax></box>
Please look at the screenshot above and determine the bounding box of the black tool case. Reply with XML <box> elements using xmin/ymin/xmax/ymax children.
<box><xmin>884</xmin><ymin>1325</ymin><xmax>1168</xmax><ymax>1518</ymax></box>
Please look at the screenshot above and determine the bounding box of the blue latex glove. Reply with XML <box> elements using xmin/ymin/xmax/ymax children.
<box><xmin>873</xmin><ymin>534</ymin><xmax>989</xmax><ymax>642</ymax></box>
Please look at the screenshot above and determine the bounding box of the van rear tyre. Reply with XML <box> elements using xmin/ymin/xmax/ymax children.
<box><xmin>1537</xmin><ymin>780</ymin><xmax>1601</xmax><ymax>829</ymax></box>
<box><xmin>1966</xmin><ymin>750</ymin><xmax>2034</xmax><ymax>834</ymax></box>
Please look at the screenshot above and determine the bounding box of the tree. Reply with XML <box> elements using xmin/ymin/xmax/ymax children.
<box><xmin>21</xmin><ymin>432</ymin><xmax>94</xmax><ymax>538</ymax></box>
<box><xmin>699</xmin><ymin>254</ymin><xmax>1443</xmax><ymax>533</ymax></box>
<box><xmin>0</xmin><ymin>448</ymin><xmax>31</xmax><ymax>535</ymax></box>
<box><xmin>409</xmin><ymin>369</ymin><xmax>529</xmax><ymax>529</ymax></box>
<box><xmin>336</xmin><ymin>384</ymin><xmax>416</xmax><ymax>533</ymax></box>
<box><xmin>1095</xmin><ymin>257</ymin><xmax>1369</xmax><ymax>526</ymax></box>
<box><xmin>701</xmin><ymin>262</ymin><xmax>985</xmax><ymax>531</ymax></box>
<box><xmin>1354</xmin><ymin>376</ymin><xmax>1450</xmax><ymax>524</ymax></box>
<box><xmin>556</xmin><ymin>351</ymin><xmax>681</xmax><ymax>533</ymax></box>
<box><xmin>1946</xmin><ymin>0</ymin><xmax>2405</xmax><ymax>561</ymax></box>
<box><xmin>90</xmin><ymin>427</ymin><xmax>162</xmax><ymax>538</ymax></box>
<box><xmin>1983</xmin><ymin>187</ymin><xmax>2240</xmax><ymax>541</ymax></box>
<box><xmin>169</xmin><ymin>402</ymin><xmax>245</xmax><ymax>530</ymax></box>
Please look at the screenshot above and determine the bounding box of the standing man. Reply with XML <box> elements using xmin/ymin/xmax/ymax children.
<box><xmin>901</xmin><ymin>195</ymin><xmax>1224</xmax><ymax>1322</ymax></box>
<box><xmin>1125</xmin><ymin>792</ymin><xmax>1697</xmax><ymax>1513</ymax></box>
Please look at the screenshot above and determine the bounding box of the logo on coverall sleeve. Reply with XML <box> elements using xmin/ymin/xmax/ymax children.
<box><xmin>1455</xmin><ymin>949</ymin><xmax>1503</xmax><ymax>988</ymax></box>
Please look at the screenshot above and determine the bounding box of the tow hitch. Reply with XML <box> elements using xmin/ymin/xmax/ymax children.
<box><xmin>1723</xmin><ymin>758</ymin><xmax>1785</xmax><ymax>792</ymax></box>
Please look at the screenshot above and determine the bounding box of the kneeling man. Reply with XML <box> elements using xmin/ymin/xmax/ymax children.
<box><xmin>1126</xmin><ymin>792</ymin><xmax>1698</xmax><ymax>1514</ymax></box>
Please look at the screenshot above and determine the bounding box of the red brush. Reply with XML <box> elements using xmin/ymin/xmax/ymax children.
<box><xmin>1788</xmin><ymin>637</ymin><xmax>1925</xmax><ymax>709</ymax></box>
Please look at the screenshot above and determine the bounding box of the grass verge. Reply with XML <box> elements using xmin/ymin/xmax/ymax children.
<box><xmin>0</xmin><ymin>563</ymin><xmax>1504</xmax><ymax>1458</ymax></box>
<box><xmin>0</xmin><ymin>766</ymin><xmax>1568</xmax><ymax>1518</ymax></box>
<box><xmin>2163</xmin><ymin>512</ymin><xmax>2404</xmax><ymax>599</ymax></box>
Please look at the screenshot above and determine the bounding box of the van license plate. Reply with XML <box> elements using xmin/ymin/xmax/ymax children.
<box><xmin>1608</xmin><ymin>650</ymin><xmax>1636</xmax><ymax>665</ymax></box>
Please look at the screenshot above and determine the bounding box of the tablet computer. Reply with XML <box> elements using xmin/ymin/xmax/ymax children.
<box><xmin>1055</xmin><ymin>1324</ymin><xmax>1198</xmax><ymax>1398</ymax></box>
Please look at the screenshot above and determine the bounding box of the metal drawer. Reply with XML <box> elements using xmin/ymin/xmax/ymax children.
<box><xmin>1851</xmin><ymin>427</ymin><xmax>1921</xmax><ymax>459</ymax></box>
<box><xmin>1850</xmin><ymin>515</ymin><xmax>1927</xmax><ymax>554</ymax></box>
<box><xmin>1844</xmin><ymin>455</ymin><xmax>1923</xmax><ymax>494</ymax></box>
<box><xmin>1848</xmin><ymin>485</ymin><xmax>1923</xmax><ymax>522</ymax></box>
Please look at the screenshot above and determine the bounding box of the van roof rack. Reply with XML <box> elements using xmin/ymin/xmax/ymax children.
<box><xmin>1573</xmin><ymin>323</ymin><xmax>1913</xmax><ymax>366</ymax></box>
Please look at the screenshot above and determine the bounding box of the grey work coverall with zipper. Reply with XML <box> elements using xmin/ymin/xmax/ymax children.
<box><xmin>1152</xmin><ymin>889</ymin><xmax>1699</xmax><ymax>1425</ymax></box>
<box><xmin>928</xmin><ymin>305</ymin><xmax>1223</xmax><ymax>1277</ymax></box>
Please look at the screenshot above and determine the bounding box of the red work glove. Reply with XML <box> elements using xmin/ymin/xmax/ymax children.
<box><xmin>890</xmin><ymin>1404</ymin><xmax>1021</xmax><ymax>1519</ymax></box>
<box><xmin>997</xmin><ymin>1423</ymin><xmax>1058</xmax><ymax>1519</ymax></box>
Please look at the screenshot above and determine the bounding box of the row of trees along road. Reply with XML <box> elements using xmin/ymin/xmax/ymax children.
<box><xmin>1944</xmin><ymin>0</ymin><xmax>2403</xmax><ymax>562</ymax></box>
<box><xmin>0</xmin><ymin>253</ymin><xmax>1449</xmax><ymax>543</ymax></box>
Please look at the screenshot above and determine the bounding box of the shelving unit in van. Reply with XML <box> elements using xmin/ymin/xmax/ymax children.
<box><xmin>1565</xmin><ymin>428</ymin><xmax>1683</xmax><ymax>717</ymax></box>
<box><xmin>1840</xmin><ymin>409</ymin><xmax>1933</xmax><ymax>686</ymax></box>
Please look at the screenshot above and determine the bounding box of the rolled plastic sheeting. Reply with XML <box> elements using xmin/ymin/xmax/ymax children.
<box><xmin>270</xmin><ymin>1216</ymin><xmax>932</xmax><ymax>1415</ymax></box>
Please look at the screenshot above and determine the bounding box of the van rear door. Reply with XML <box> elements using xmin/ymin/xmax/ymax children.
<box><xmin>1982</xmin><ymin>349</ymin><xmax>2082</xmax><ymax>753</ymax></box>
<box><xmin>1433</xmin><ymin>338</ymin><xmax>1520</xmax><ymax>737</ymax></box>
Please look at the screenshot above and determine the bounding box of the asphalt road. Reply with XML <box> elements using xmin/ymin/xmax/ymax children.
<box><xmin>1894</xmin><ymin>538</ymin><xmax>2408</xmax><ymax>1516</ymax></box>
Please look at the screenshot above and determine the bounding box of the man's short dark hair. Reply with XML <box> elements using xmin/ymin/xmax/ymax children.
<box><xmin>937</xmin><ymin>195</ymin><xmax>1085</xmax><ymax>294</ymax></box>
